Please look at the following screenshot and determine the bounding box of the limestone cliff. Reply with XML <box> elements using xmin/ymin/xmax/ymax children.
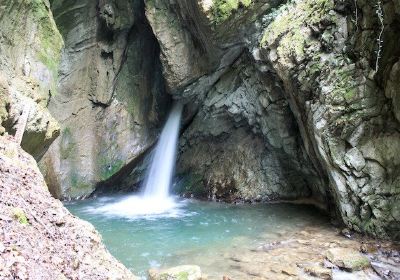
<box><xmin>259</xmin><ymin>0</ymin><xmax>400</xmax><ymax>240</ymax></box>
<box><xmin>39</xmin><ymin>0</ymin><xmax>170</xmax><ymax>199</ymax></box>
<box><xmin>0</xmin><ymin>0</ymin><xmax>63</xmax><ymax>159</ymax></box>
<box><xmin>136</xmin><ymin>0</ymin><xmax>400</xmax><ymax>240</ymax></box>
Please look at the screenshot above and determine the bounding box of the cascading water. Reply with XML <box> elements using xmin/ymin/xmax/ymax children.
<box><xmin>142</xmin><ymin>102</ymin><xmax>183</xmax><ymax>199</ymax></box>
<box><xmin>93</xmin><ymin>103</ymin><xmax>185</xmax><ymax>218</ymax></box>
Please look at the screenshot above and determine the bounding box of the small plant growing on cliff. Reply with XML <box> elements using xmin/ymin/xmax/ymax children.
<box><xmin>375</xmin><ymin>0</ymin><xmax>384</xmax><ymax>72</ymax></box>
<box><xmin>12</xmin><ymin>208</ymin><xmax>29</xmax><ymax>225</ymax></box>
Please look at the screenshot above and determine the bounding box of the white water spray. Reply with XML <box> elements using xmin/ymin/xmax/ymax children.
<box><xmin>93</xmin><ymin>103</ymin><xmax>185</xmax><ymax>218</ymax></box>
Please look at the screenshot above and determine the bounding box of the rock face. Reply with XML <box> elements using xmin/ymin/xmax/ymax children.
<box><xmin>0</xmin><ymin>136</ymin><xmax>138</xmax><ymax>279</ymax></box>
<box><xmin>141</xmin><ymin>0</ymin><xmax>325</xmax><ymax>206</ymax></box>
<box><xmin>39</xmin><ymin>0</ymin><xmax>170</xmax><ymax>199</ymax></box>
<box><xmin>139</xmin><ymin>0</ymin><xmax>400</xmax><ymax>240</ymax></box>
<box><xmin>177</xmin><ymin>54</ymin><xmax>324</xmax><ymax>202</ymax></box>
<box><xmin>259</xmin><ymin>0</ymin><xmax>400</xmax><ymax>239</ymax></box>
<box><xmin>0</xmin><ymin>0</ymin><xmax>63</xmax><ymax>159</ymax></box>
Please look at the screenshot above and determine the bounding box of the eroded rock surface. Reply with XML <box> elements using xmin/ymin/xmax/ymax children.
<box><xmin>216</xmin><ymin>224</ymin><xmax>398</xmax><ymax>280</ymax></box>
<box><xmin>0</xmin><ymin>0</ymin><xmax>63</xmax><ymax>158</ymax></box>
<box><xmin>39</xmin><ymin>0</ymin><xmax>170</xmax><ymax>199</ymax></box>
<box><xmin>141</xmin><ymin>0</ymin><xmax>400</xmax><ymax>240</ymax></box>
<box><xmin>259</xmin><ymin>0</ymin><xmax>400</xmax><ymax>239</ymax></box>
<box><xmin>0</xmin><ymin>136</ymin><xmax>138</xmax><ymax>279</ymax></box>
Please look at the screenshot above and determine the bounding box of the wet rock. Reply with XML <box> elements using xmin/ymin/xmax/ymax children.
<box><xmin>258</xmin><ymin>0</ymin><xmax>400</xmax><ymax>239</ymax></box>
<box><xmin>281</xmin><ymin>266</ymin><xmax>298</xmax><ymax>276</ymax></box>
<box><xmin>344</xmin><ymin>148</ymin><xmax>366</xmax><ymax>172</ymax></box>
<box><xmin>148</xmin><ymin>265</ymin><xmax>204</xmax><ymax>280</ymax></box>
<box><xmin>302</xmin><ymin>263</ymin><xmax>332</xmax><ymax>279</ymax></box>
<box><xmin>326</xmin><ymin>248</ymin><xmax>370</xmax><ymax>271</ymax></box>
<box><xmin>371</xmin><ymin>261</ymin><xmax>400</xmax><ymax>279</ymax></box>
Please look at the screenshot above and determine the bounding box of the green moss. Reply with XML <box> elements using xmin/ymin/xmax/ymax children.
<box><xmin>98</xmin><ymin>157</ymin><xmax>124</xmax><ymax>181</ymax></box>
<box><xmin>277</xmin><ymin>31</ymin><xmax>306</xmax><ymax>61</ymax></box>
<box><xmin>328</xmin><ymin>64</ymin><xmax>358</xmax><ymax>103</ymax></box>
<box><xmin>176</xmin><ymin>272</ymin><xmax>189</xmax><ymax>280</ymax></box>
<box><xmin>158</xmin><ymin>271</ymin><xmax>189</xmax><ymax>280</ymax></box>
<box><xmin>174</xmin><ymin>173</ymin><xmax>207</xmax><ymax>197</ymax></box>
<box><xmin>344</xmin><ymin>88</ymin><xmax>357</xmax><ymax>100</ymax></box>
<box><xmin>345</xmin><ymin>256</ymin><xmax>370</xmax><ymax>270</ymax></box>
<box><xmin>210</xmin><ymin>0</ymin><xmax>253</xmax><ymax>24</ymax></box>
<box><xmin>12</xmin><ymin>208</ymin><xmax>29</xmax><ymax>225</ymax></box>
<box><xmin>60</xmin><ymin>127</ymin><xmax>75</xmax><ymax>159</ymax></box>
<box><xmin>31</xmin><ymin>0</ymin><xmax>64</xmax><ymax>94</ymax></box>
<box><xmin>68</xmin><ymin>173</ymin><xmax>93</xmax><ymax>198</ymax></box>
<box><xmin>261</xmin><ymin>0</ymin><xmax>334</xmax><ymax>46</ymax></box>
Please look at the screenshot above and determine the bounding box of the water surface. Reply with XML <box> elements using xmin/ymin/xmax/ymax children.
<box><xmin>66</xmin><ymin>195</ymin><xmax>328</xmax><ymax>279</ymax></box>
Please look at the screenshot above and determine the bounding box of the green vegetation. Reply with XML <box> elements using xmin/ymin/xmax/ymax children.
<box><xmin>98</xmin><ymin>156</ymin><xmax>124</xmax><ymax>181</ymax></box>
<box><xmin>31</xmin><ymin>0</ymin><xmax>63</xmax><ymax>94</ymax></box>
<box><xmin>158</xmin><ymin>271</ymin><xmax>189</xmax><ymax>280</ymax></box>
<box><xmin>261</xmin><ymin>0</ymin><xmax>357</xmax><ymax>105</ymax></box>
<box><xmin>261</xmin><ymin>0</ymin><xmax>335</xmax><ymax>49</ymax></box>
<box><xmin>210</xmin><ymin>0</ymin><xmax>252</xmax><ymax>24</ymax></box>
<box><xmin>12</xmin><ymin>207</ymin><xmax>29</xmax><ymax>225</ymax></box>
<box><xmin>68</xmin><ymin>173</ymin><xmax>93</xmax><ymax>198</ymax></box>
<box><xmin>176</xmin><ymin>272</ymin><xmax>189</xmax><ymax>280</ymax></box>
<box><xmin>173</xmin><ymin>174</ymin><xmax>207</xmax><ymax>197</ymax></box>
<box><xmin>60</xmin><ymin>127</ymin><xmax>75</xmax><ymax>159</ymax></box>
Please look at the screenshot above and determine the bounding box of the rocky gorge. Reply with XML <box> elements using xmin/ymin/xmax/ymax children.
<box><xmin>0</xmin><ymin>0</ymin><xmax>399</xmax><ymax>279</ymax></box>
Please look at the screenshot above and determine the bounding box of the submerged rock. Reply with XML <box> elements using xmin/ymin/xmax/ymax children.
<box><xmin>303</xmin><ymin>263</ymin><xmax>332</xmax><ymax>279</ymax></box>
<box><xmin>148</xmin><ymin>265</ymin><xmax>204</xmax><ymax>280</ymax></box>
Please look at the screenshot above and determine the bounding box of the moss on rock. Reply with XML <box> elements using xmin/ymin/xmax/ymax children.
<box><xmin>210</xmin><ymin>0</ymin><xmax>253</xmax><ymax>24</ymax></box>
<box><xmin>174</xmin><ymin>173</ymin><xmax>207</xmax><ymax>198</ymax></box>
<box><xmin>98</xmin><ymin>156</ymin><xmax>124</xmax><ymax>181</ymax></box>
<box><xmin>31</xmin><ymin>0</ymin><xmax>63</xmax><ymax>79</ymax></box>
<box><xmin>12</xmin><ymin>207</ymin><xmax>29</xmax><ymax>225</ymax></box>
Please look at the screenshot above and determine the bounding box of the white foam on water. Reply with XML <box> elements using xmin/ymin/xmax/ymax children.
<box><xmin>88</xmin><ymin>195</ymin><xmax>190</xmax><ymax>220</ymax></box>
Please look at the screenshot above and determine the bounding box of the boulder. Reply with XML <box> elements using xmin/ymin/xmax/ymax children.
<box><xmin>326</xmin><ymin>248</ymin><xmax>370</xmax><ymax>271</ymax></box>
<box><xmin>148</xmin><ymin>265</ymin><xmax>205</xmax><ymax>280</ymax></box>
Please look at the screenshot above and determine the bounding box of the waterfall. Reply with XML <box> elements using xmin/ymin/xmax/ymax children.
<box><xmin>142</xmin><ymin>102</ymin><xmax>183</xmax><ymax>199</ymax></box>
<box><xmin>94</xmin><ymin>103</ymin><xmax>185</xmax><ymax>219</ymax></box>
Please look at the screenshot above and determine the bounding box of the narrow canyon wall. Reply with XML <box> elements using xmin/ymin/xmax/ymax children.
<box><xmin>0</xmin><ymin>3</ymin><xmax>140</xmax><ymax>276</ymax></box>
<box><xmin>39</xmin><ymin>0</ymin><xmax>170</xmax><ymax>199</ymax></box>
<box><xmin>0</xmin><ymin>0</ymin><xmax>63</xmax><ymax>158</ymax></box>
<box><xmin>259</xmin><ymin>0</ymin><xmax>400</xmax><ymax>239</ymax></box>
